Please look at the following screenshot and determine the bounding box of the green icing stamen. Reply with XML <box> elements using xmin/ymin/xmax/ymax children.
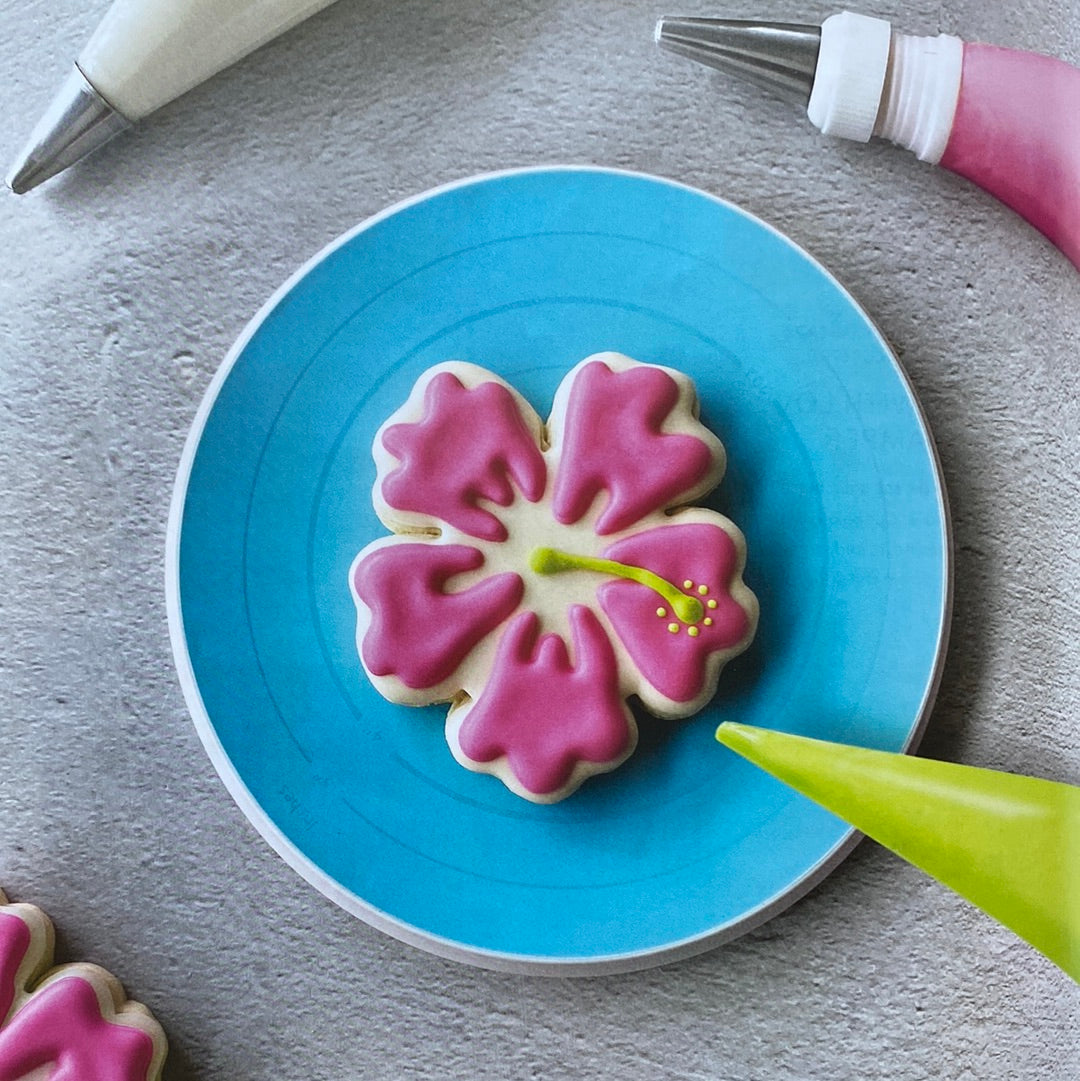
<box><xmin>529</xmin><ymin>546</ymin><xmax>705</xmax><ymax>624</ymax></box>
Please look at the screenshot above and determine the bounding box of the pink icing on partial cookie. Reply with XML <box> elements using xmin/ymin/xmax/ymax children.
<box><xmin>380</xmin><ymin>371</ymin><xmax>547</xmax><ymax>541</ymax></box>
<box><xmin>452</xmin><ymin>607</ymin><xmax>634</xmax><ymax>799</ymax></box>
<box><xmin>0</xmin><ymin>977</ymin><xmax>156</xmax><ymax>1081</ymax></box>
<box><xmin>552</xmin><ymin>360</ymin><xmax>717</xmax><ymax>535</ymax></box>
<box><xmin>352</xmin><ymin>542</ymin><xmax>523</xmax><ymax>693</ymax></box>
<box><xmin>0</xmin><ymin>897</ymin><xmax>165</xmax><ymax>1081</ymax></box>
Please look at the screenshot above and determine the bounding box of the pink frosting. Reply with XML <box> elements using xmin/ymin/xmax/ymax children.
<box><xmin>0</xmin><ymin>915</ymin><xmax>29</xmax><ymax>1022</ymax></box>
<box><xmin>552</xmin><ymin>362</ymin><xmax>714</xmax><ymax>534</ymax></box>
<box><xmin>353</xmin><ymin>543</ymin><xmax>523</xmax><ymax>690</ymax></box>
<box><xmin>0</xmin><ymin>978</ymin><xmax>155</xmax><ymax>1081</ymax></box>
<box><xmin>941</xmin><ymin>43</ymin><xmax>1080</xmax><ymax>269</ymax></box>
<box><xmin>381</xmin><ymin>372</ymin><xmax>547</xmax><ymax>541</ymax></box>
<box><xmin>0</xmin><ymin>912</ymin><xmax>156</xmax><ymax>1081</ymax></box>
<box><xmin>456</xmin><ymin>607</ymin><xmax>631</xmax><ymax>795</ymax></box>
<box><xmin>599</xmin><ymin>522</ymin><xmax>750</xmax><ymax>703</ymax></box>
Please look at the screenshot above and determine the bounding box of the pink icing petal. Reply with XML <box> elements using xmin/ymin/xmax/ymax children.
<box><xmin>552</xmin><ymin>361</ymin><xmax>716</xmax><ymax>535</ymax></box>
<box><xmin>455</xmin><ymin>607</ymin><xmax>633</xmax><ymax>796</ymax></box>
<box><xmin>381</xmin><ymin>372</ymin><xmax>547</xmax><ymax>541</ymax></box>
<box><xmin>0</xmin><ymin>915</ymin><xmax>29</xmax><ymax>1021</ymax></box>
<box><xmin>0</xmin><ymin>977</ymin><xmax>155</xmax><ymax>1081</ymax></box>
<box><xmin>353</xmin><ymin>543</ymin><xmax>523</xmax><ymax>690</ymax></box>
<box><xmin>599</xmin><ymin>522</ymin><xmax>751</xmax><ymax>705</ymax></box>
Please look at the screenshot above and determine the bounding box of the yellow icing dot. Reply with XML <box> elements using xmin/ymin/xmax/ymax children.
<box><xmin>656</xmin><ymin>607</ymin><xmax>667</xmax><ymax>618</ymax></box>
<box><xmin>703</xmin><ymin>617</ymin><xmax>713</xmax><ymax>626</ymax></box>
<box><xmin>667</xmin><ymin>623</ymin><xmax>680</xmax><ymax>634</ymax></box>
<box><xmin>682</xmin><ymin>579</ymin><xmax>694</xmax><ymax>590</ymax></box>
<box><xmin>687</xmin><ymin>626</ymin><xmax>700</xmax><ymax>637</ymax></box>
<box><xmin>698</xmin><ymin>584</ymin><xmax>709</xmax><ymax>595</ymax></box>
<box><xmin>707</xmin><ymin>598</ymin><xmax>718</xmax><ymax>609</ymax></box>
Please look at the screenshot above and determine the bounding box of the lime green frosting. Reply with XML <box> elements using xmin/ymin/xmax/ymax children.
<box><xmin>529</xmin><ymin>546</ymin><xmax>705</xmax><ymax>624</ymax></box>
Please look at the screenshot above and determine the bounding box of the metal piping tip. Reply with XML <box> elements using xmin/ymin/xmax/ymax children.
<box><xmin>655</xmin><ymin>16</ymin><xmax>822</xmax><ymax>102</ymax></box>
<box><xmin>6</xmin><ymin>66</ymin><xmax>130</xmax><ymax>194</ymax></box>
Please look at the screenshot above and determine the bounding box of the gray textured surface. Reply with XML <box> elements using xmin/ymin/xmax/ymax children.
<box><xmin>1</xmin><ymin>0</ymin><xmax>1078</xmax><ymax>1077</ymax></box>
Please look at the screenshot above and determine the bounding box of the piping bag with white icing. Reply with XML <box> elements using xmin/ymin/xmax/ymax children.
<box><xmin>7</xmin><ymin>0</ymin><xmax>341</xmax><ymax>194</ymax></box>
<box><xmin>657</xmin><ymin>11</ymin><xmax>1080</xmax><ymax>270</ymax></box>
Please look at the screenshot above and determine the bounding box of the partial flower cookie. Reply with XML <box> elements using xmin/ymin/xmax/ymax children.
<box><xmin>0</xmin><ymin>888</ymin><xmax>167</xmax><ymax>1080</ymax></box>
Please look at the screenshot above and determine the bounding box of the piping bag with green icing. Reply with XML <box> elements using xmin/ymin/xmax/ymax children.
<box><xmin>715</xmin><ymin>722</ymin><xmax>1080</xmax><ymax>981</ymax></box>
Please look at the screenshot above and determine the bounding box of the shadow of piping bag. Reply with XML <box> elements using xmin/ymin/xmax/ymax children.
<box><xmin>715</xmin><ymin>722</ymin><xmax>1079</xmax><ymax>981</ymax></box>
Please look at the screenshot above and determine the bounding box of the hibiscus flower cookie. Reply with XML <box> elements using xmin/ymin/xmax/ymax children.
<box><xmin>350</xmin><ymin>353</ymin><xmax>758</xmax><ymax>802</ymax></box>
<box><xmin>0</xmin><ymin>889</ymin><xmax>167</xmax><ymax>1080</ymax></box>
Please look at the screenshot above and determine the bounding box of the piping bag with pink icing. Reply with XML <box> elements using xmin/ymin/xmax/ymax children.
<box><xmin>657</xmin><ymin>11</ymin><xmax>1080</xmax><ymax>270</ymax></box>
